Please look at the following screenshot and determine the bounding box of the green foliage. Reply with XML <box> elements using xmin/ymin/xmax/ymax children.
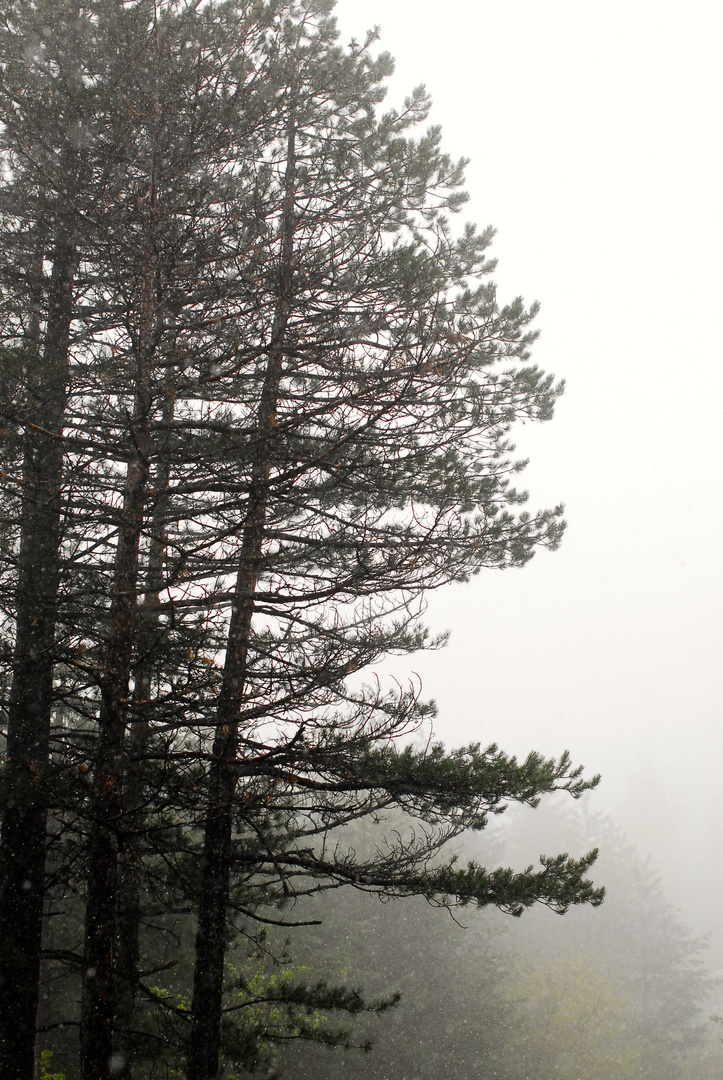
<box><xmin>38</xmin><ymin>1050</ymin><xmax>65</xmax><ymax>1080</ymax></box>
<box><xmin>129</xmin><ymin>933</ymin><xmax>399</xmax><ymax>1078</ymax></box>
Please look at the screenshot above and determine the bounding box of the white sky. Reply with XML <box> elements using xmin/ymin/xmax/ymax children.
<box><xmin>333</xmin><ymin>0</ymin><xmax>723</xmax><ymax>956</ymax></box>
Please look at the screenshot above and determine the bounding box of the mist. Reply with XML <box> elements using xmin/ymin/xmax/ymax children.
<box><xmin>1</xmin><ymin>2</ymin><xmax>719</xmax><ymax>1076</ymax></box>
<box><xmin>331</xmin><ymin>0</ymin><xmax>723</xmax><ymax>974</ymax></box>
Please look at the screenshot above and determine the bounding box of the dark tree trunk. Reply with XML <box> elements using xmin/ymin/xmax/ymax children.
<box><xmin>187</xmin><ymin>122</ymin><xmax>297</xmax><ymax>1080</ymax></box>
<box><xmin>115</xmin><ymin>392</ymin><xmax>173</xmax><ymax>1080</ymax></box>
<box><xmin>0</xmin><ymin>238</ymin><xmax>77</xmax><ymax>1080</ymax></box>
<box><xmin>80</xmin><ymin>266</ymin><xmax>154</xmax><ymax>1080</ymax></box>
<box><xmin>186</xmin><ymin>370</ymin><xmax>283</xmax><ymax>1080</ymax></box>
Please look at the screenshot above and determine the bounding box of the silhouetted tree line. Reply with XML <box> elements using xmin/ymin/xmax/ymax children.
<box><xmin>0</xmin><ymin>3</ymin><xmax>606</xmax><ymax>1079</ymax></box>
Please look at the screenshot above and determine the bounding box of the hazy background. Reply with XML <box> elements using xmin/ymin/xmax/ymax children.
<box><xmin>332</xmin><ymin>0</ymin><xmax>723</xmax><ymax>967</ymax></box>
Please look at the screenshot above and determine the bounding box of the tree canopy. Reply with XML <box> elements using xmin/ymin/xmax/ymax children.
<box><xmin>0</xmin><ymin>3</ymin><xmax>603</xmax><ymax>1079</ymax></box>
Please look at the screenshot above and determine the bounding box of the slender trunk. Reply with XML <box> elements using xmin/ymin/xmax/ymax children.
<box><xmin>80</xmin><ymin>266</ymin><xmax>154</xmax><ymax>1080</ymax></box>
<box><xmin>0</xmin><ymin>239</ymin><xmax>77</xmax><ymax>1080</ymax></box>
<box><xmin>187</xmin><ymin>122</ymin><xmax>297</xmax><ymax>1080</ymax></box>
<box><xmin>115</xmin><ymin>393</ymin><xmax>173</xmax><ymax>1080</ymax></box>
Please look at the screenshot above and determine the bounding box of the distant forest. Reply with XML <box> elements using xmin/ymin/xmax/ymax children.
<box><xmin>276</xmin><ymin>803</ymin><xmax>722</xmax><ymax>1080</ymax></box>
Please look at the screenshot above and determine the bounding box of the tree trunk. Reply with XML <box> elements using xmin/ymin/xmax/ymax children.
<box><xmin>80</xmin><ymin>265</ymin><xmax>154</xmax><ymax>1080</ymax></box>
<box><xmin>115</xmin><ymin>392</ymin><xmax>173</xmax><ymax>1080</ymax></box>
<box><xmin>187</xmin><ymin>121</ymin><xmax>297</xmax><ymax>1080</ymax></box>
<box><xmin>0</xmin><ymin>238</ymin><xmax>77</xmax><ymax>1080</ymax></box>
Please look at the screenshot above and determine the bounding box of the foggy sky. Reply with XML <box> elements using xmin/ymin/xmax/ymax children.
<box><xmin>332</xmin><ymin>0</ymin><xmax>723</xmax><ymax>965</ymax></box>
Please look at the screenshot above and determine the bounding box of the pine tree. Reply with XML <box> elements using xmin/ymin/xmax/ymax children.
<box><xmin>0</xmin><ymin>4</ymin><xmax>605</xmax><ymax>1079</ymax></box>
<box><xmin>179</xmin><ymin>7</ymin><xmax>595</xmax><ymax>1078</ymax></box>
